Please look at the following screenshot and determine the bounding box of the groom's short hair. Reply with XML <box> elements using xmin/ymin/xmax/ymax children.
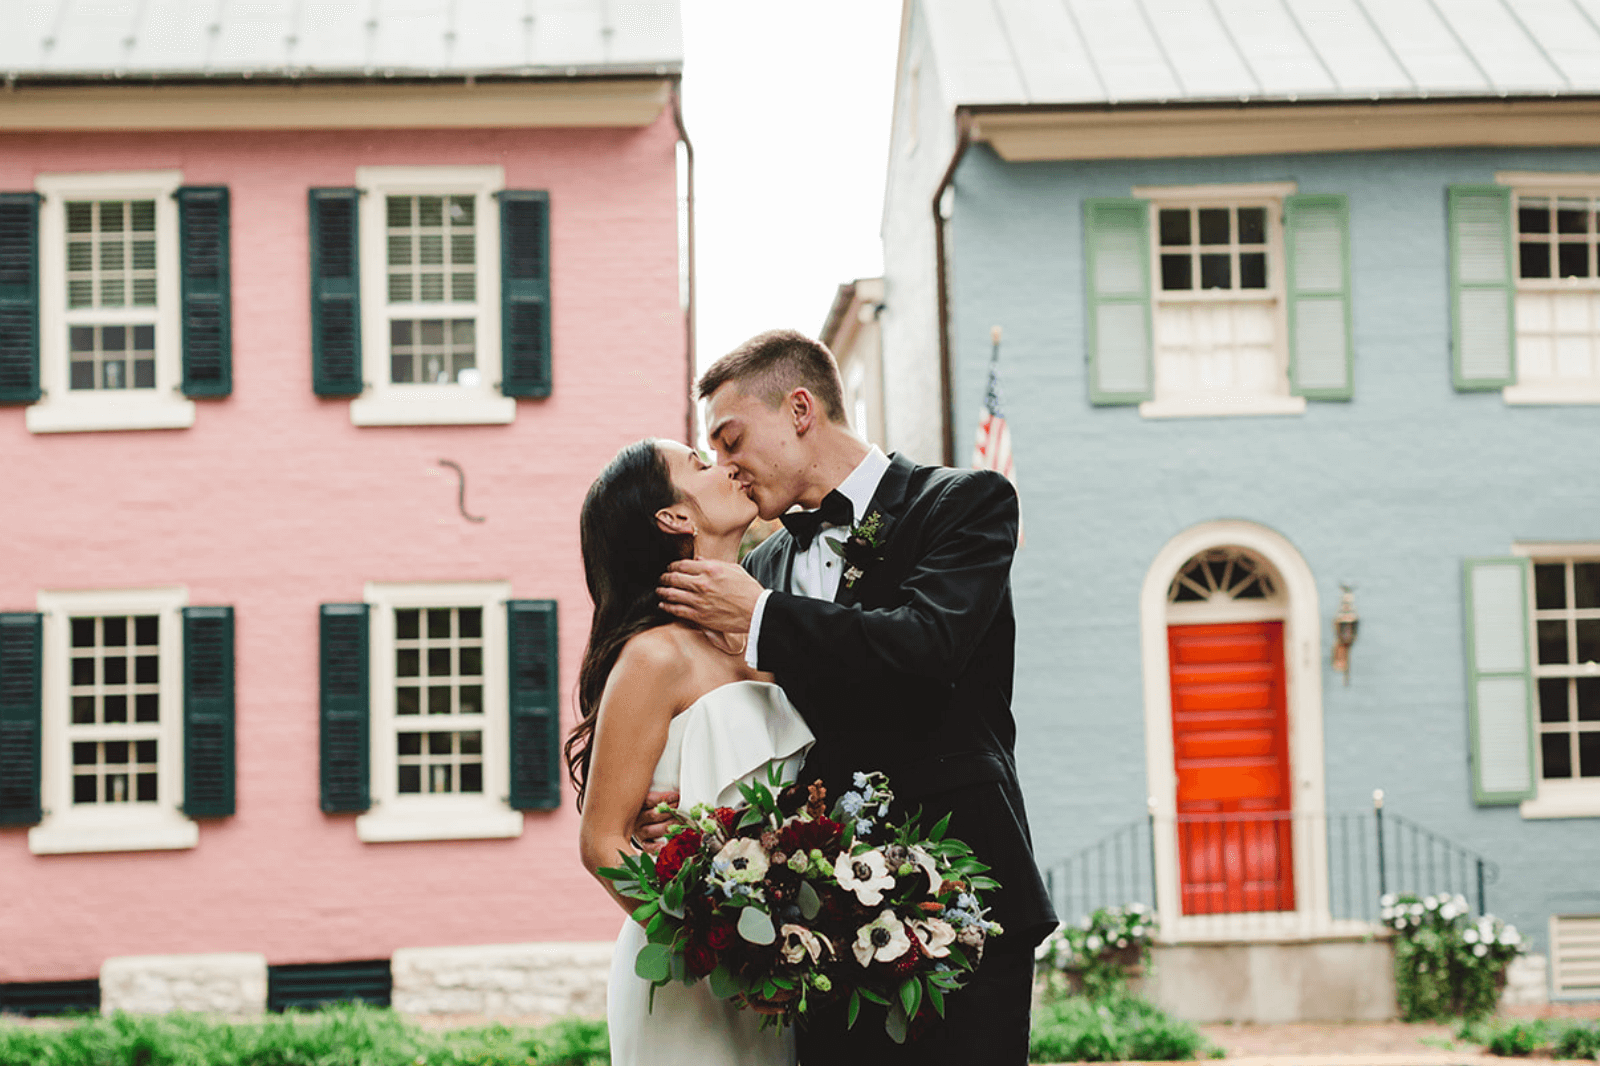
<box><xmin>698</xmin><ymin>329</ymin><xmax>848</xmax><ymax>423</ymax></box>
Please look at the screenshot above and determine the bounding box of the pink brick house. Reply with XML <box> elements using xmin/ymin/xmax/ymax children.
<box><xmin>0</xmin><ymin>0</ymin><xmax>688</xmax><ymax>1017</ymax></box>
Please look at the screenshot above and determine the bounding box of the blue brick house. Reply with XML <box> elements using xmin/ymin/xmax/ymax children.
<box><xmin>878</xmin><ymin>0</ymin><xmax>1600</xmax><ymax>1014</ymax></box>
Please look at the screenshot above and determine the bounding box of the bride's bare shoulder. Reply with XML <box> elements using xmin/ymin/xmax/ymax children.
<box><xmin>611</xmin><ymin>624</ymin><xmax>698</xmax><ymax>685</ymax></box>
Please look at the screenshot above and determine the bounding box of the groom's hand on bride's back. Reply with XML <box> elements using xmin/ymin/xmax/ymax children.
<box><xmin>657</xmin><ymin>559</ymin><xmax>761</xmax><ymax>634</ymax></box>
<box><xmin>632</xmin><ymin>789</ymin><xmax>680</xmax><ymax>854</ymax></box>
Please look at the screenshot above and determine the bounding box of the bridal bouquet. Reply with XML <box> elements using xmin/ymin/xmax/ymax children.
<box><xmin>599</xmin><ymin>770</ymin><xmax>1003</xmax><ymax>1043</ymax></box>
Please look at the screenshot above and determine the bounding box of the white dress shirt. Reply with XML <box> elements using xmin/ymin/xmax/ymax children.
<box><xmin>745</xmin><ymin>446</ymin><xmax>892</xmax><ymax>669</ymax></box>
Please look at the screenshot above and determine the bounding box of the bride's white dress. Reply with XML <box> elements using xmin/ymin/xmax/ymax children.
<box><xmin>607</xmin><ymin>680</ymin><xmax>814</xmax><ymax>1066</ymax></box>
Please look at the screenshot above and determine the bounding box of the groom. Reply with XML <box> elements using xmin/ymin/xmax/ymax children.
<box><xmin>655</xmin><ymin>329</ymin><xmax>1056</xmax><ymax>1064</ymax></box>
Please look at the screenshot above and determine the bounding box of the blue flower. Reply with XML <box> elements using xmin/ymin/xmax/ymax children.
<box><xmin>877</xmin><ymin>803</ymin><xmax>889</xmax><ymax>817</ymax></box>
<box><xmin>854</xmin><ymin>818</ymin><xmax>874</xmax><ymax>837</ymax></box>
<box><xmin>838</xmin><ymin>792</ymin><xmax>865</xmax><ymax>816</ymax></box>
<box><xmin>853</xmin><ymin>772</ymin><xmax>870</xmax><ymax>789</ymax></box>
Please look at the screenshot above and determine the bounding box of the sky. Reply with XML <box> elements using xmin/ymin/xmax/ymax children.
<box><xmin>679</xmin><ymin>1</ymin><xmax>904</xmax><ymax>373</ymax></box>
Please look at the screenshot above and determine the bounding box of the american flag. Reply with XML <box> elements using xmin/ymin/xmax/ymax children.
<box><xmin>972</xmin><ymin>326</ymin><xmax>1016</xmax><ymax>485</ymax></box>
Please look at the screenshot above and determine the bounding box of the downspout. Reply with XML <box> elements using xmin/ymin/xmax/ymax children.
<box><xmin>931</xmin><ymin>109</ymin><xmax>972</xmax><ymax>467</ymax></box>
<box><xmin>670</xmin><ymin>81</ymin><xmax>698</xmax><ymax>444</ymax></box>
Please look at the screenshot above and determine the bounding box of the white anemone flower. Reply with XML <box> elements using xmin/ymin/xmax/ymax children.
<box><xmin>853</xmin><ymin>909</ymin><xmax>912</xmax><ymax>967</ymax></box>
<box><xmin>906</xmin><ymin>845</ymin><xmax>942</xmax><ymax>895</ymax></box>
<box><xmin>779</xmin><ymin>924</ymin><xmax>833</xmax><ymax>965</ymax></box>
<box><xmin>713</xmin><ymin>838</ymin><xmax>769</xmax><ymax>884</ymax></box>
<box><xmin>910</xmin><ymin>917</ymin><xmax>956</xmax><ymax>959</ymax></box>
<box><xmin>835</xmin><ymin>849</ymin><xmax>897</xmax><ymax>906</ymax></box>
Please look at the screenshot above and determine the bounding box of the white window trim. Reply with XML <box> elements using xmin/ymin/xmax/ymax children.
<box><xmin>355</xmin><ymin>580</ymin><xmax>522</xmax><ymax>843</ymax></box>
<box><xmin>28</xmin><ymin>586</ymin><xmax>197</xmax><ymax>855</ymax></box>
<box><xmin>1137</xmin><ymin>184</ymin><xmax>1301</xmax><ymax>420</ymax></box>
<box><xmin>1511</xmin><ymin>543</ymin><xmax>1600</xmax><ymax>820</ymax></box>
<box><xmin>349</xmin><ymin>165</ymin><xmax>513</xmax><ymax>427</ymax></box>
<box><xmin>27</xmin><ymin>171</ymin><xmax>195</xmax><ymax>434</ymax></box>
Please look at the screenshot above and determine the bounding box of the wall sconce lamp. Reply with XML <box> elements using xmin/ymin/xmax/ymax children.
<box><xmin>1332</xmin><ymin>583</ymin><xmax>1360</xmax><ymax>686</ymax></box>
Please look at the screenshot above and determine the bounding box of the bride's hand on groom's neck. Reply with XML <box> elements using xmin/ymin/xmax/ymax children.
<box><xmin>657</xmin><ymin>559</ymin><xmax>762</xmax><ymax>635</ymax></box>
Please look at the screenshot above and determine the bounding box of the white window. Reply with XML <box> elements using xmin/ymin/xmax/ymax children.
<box><xmin>29</xmin><ymin>587</ymin><xmax>197</xmax><ymax>855</ymax></box>
<box><xmin>356</xmin><ymin>581</ymin><xmax>521</xmax><ymax>842</ymax></box>
<box><xmin>1529</xmin><ymin>557</ymin><xmax>1600</xmax><ymax>804</ymax></box>
<box><xmin>350</xmin><ymin>166</ymin><xmax>512</xmax><ymax>427</ymax></box>
<box><xmin>1144</xmin><ymin>189</ymin><xmax>1303</xmax><ymax>417</ymax></box>
<box><xmin>27</xmin><ymin>172</ymin><xmax>194</xmax><ymax>433</ymax></box>
<box><xmin>1511</xmin><ymin>187</ymin><xmax>1600</xmax><ymax>402</ymax></box>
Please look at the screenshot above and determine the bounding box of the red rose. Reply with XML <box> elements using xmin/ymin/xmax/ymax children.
<box><xmin>654</xmin><ymin>828</ymin><xmax>703</xmax><ymax>883</ymax></box>
<box><xmin>685</xmin><ymin>937</ymin><xmax>717</xmax><ymax>978</ymax></box>
<box><xmin>712</xmin><ymin>807</ymin><xmax>740</xmax><ymax>833</ymax></box>
<box><xmin>779</xmin><ymin>816</ymin><xmax>842</xmax><ymax>855</ymax></box>
<box><xmin>706</xmin><ymin>919</ymin><xmax>736</xmax><ymax>951</ymax></box>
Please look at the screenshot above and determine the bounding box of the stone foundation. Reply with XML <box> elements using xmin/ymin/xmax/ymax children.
<box><xmin>100</xmin><ymin>953</ymin><xmax>267</xmax><ymax>1016</ymax></box>
<box><xmin>390</xmin><ymin>941</ymin><xmax>612</xmax><ymax>1020</ymax></box>
<box><xmin>1143</xmin><ymin>936</ymin><xmax>1397</xmax><ymax>1023</ymax></box>
<box><xmin>1504</xmin><ymin>952</ymin><xmax>1550</xmax><ymax>1006</ymax></box>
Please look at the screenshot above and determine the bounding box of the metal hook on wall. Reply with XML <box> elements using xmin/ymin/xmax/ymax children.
<box><xmin>438</xmin><ymin>459</ymin><xmax>487</xmax><ymax>523</ymax></box>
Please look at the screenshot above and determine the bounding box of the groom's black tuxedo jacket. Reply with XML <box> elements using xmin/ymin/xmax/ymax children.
<box><xmin>742</xmin><ymin>453</ymin><xmax>1056</xmax><ymax>940</ymax></box>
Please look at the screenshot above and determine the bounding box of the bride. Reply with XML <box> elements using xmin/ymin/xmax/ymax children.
<box><xmin>570</xmin><ymin>439</ymin><xmax>810</xmax><ymax>1066</ymax></box>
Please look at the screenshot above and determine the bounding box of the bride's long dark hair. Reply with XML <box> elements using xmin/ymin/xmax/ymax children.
<box><xmin>568</xmin><ymin>439</ymin><xmax>694</xmax><ymax>810</ymax></box>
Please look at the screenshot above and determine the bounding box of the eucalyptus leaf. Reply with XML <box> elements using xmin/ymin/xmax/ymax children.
<box><xmin>737</xmin><ymin>906</ymin><xmax>777</xmax><ymax>945</ymax></box>
<box><xmin>634</xmin><ymin>942</ymin><xmax>671</xmax><ymax>983</ymax></box>
<box><xmin>709</xmin><ymin>965</ymin><xmax>741</xmax><ymax>1000</ymax></box>
<box><xmin>797</xmin><ymin>880</ymin><xmax>822</xmax><ymax>920</ymax></box>
<box><xmin>884</xmin><ymin>1000</ymin><xmax>909</xmax><ymax>1044</ymax></box>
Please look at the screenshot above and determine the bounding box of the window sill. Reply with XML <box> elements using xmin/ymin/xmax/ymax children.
<box><xmin>355</xmin><ymin>798</ymin><xmax>524</xmax><ymax>843</ymax></box>
<box><xmin>1139</xmin><ymin>396</ymin><xmax>1307</xmax><ymax>420</ymax></box>
<box><xmin>350</xmin><ymin>389</ymin><xmax>516</xmax><ymax>427</ymax></box>
<box><xmin>28</xmin><ymin>806</ymin><xmax>198</xmax><ymax>855</ymax></box>
<box><xmin>25</xmin><ymin>394</ymin><xmax>196</xmax><ymax>434</ymax></box>
<box><xmin>1520</xmin><ymin>786</ymin><xmax>1600</xmax><ymax>820</ymax></box>
<box><xmin>1503</xmin><ymin>383</ymin><xmax>1600</xmax><ymax>405</ymax></box>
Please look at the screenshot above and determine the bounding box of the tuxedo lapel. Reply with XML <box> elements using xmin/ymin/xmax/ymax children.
<box><xmin>833</xmin><ymin>453</ymin><xmax>915</xmax><ymax>608</ymax></box>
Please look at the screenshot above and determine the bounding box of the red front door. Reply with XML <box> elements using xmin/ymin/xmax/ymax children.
<box><xmin>1168</xmin><ymin>621</ymin><xmax>1295</xmax><ymax>914</ymax></box>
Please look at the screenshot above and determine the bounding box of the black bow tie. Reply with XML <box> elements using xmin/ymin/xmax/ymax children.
<box><xmin>780</xmin><ymin>490</ymin><xmax>854</xmax><ymax>550</ymax></box>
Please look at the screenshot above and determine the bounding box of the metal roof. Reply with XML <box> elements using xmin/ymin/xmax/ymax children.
<box><xmin>0</xmin><ymin>0</ymin><xmax>682</xmax><ymax>81</ymax></box>
<box><xmin>920</xmin><ymin>0</ymin><xmax>1600</xmax><ymax>108</ymax></box>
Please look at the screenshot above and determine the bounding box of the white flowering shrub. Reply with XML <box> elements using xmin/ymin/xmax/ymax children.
<box><xmin>1034</xmin><ymin>904</ymin><xmax>1157</xmax><ymax>1001</ymax></box>
<box><xmin>1380</xmin><ymin>892</ymin><xmax>1522</xmax><ymax>1020</ymax></box>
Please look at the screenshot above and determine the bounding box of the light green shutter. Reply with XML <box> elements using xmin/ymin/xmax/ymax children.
<box><xmin>1286</xmin><ymin>194</ymin><xmax>1353</xmax><ymax>400</ymax></box>
<box><xmin>1463</xmin><ymin>558</ymin><xmax>1536</xmax><ymax>805</ymax></box>
<box><xmin>1448</xmin><ymin>186</ymin><xmax>1515</xmax><ymax>391</ymax></box>
<box><xmin>1084</xmin><ymin>198</ymin><xmax>1153</xmax><ymax>405</ymax></box>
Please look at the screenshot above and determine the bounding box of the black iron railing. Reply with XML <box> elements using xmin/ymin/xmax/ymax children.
<box><xmin>1043</xmin><ymin>790</ymin><xmax>1499</xmax><ymax>931</ymax></box>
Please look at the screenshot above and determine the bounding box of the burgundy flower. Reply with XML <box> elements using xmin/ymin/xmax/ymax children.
<box><xmin>654</xmin><ymin>827</ymin><xmax>703</xmax><ymax>883</ymax></box>
<box><xmin>712</xmin><ymin>807</ymin><xmax>740</xmax><ymax>834</ymax></box>
<box><xmin>779</xmin><ymin>816</ymin><xmax>842</xmax><ymax>855</ymax></box>
<box><xmin>685</xmin><ymin>937</ymin><xmax>717</xmax><ymax>978</ymax></box>
<box><xmin>706</xmin><ymin>919</ymin><xmax>736</xmax><ymax>951</ymax></box>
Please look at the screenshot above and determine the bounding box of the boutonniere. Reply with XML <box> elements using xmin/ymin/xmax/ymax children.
<box><xmin>827</xmin><ymin>509</ymin><xmax>888</xmax><ymax>588</ymax></box>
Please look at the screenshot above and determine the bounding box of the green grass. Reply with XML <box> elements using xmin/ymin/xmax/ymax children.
<box><xmin>1029</xmin><ymin>992</ymin><xmax>1223</xmax><ymax>1063</ymax></box>
<box><xmin>0</xmin><ymin>1005</ymin><xmax>609</xmax><ymax>1066</ymax></box>
<box><xmin>1456</xmin><ymin>1016</ymin><xmax>1600</xmax><ymax>1059</ymax></box>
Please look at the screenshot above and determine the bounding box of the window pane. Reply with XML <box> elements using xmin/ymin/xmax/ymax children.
<box><xmin>449</xmin><ymin>195</ymin><xmax>474</xmax><ymax>226</ymax></box>
<box><xmin>135</xmin><ymin>616</ymin><xmax>158</xmax><ymax>645</ymax></box>
<box><xmin>460</xmin><ymin>730</ymin><xmax>482</xmax><ymax>755</ymax></box>
<box><xmin>387</xmin><ymin>196</ymin><xmax>411</xmax><ymax>228</ymax></box>
<box><xmin>460</xmin><ymin>763</ymin><xmax>483</xmax><ymax>793</ymax></box>
<box><xmin>102</xmin><ymin>617</ymin><xmax>126</xmax><ymax>646</ymax></box>
<box><xmin>1237</xmin><ymin>207</ymin><xmax>1266</xmax><ymax>245</ymax></box>
<box><xmin>398</xmin><ymin>765</ymin><xmax>421</xmax><ymax>793</ymax></box>
<box><xmin>419</xmin><ymin>273</ymin><xmax>445</xmax><ymax>301</ymax></box>
<box><xmin>1536</xmin><ymin>563</ymin><xmax>1566</xmax><ymax>610</ymax></box>
<box><xmin>74</xmin><ymin>776</ymin><xmax>96</xmax><ymax>804</ymax></box>
<box><xmin>428</xmin><ymin>686</ymin><xmax>450</xmax><ymax>714</ymax></box>
<box><xmin>135</xmin><ymin>693</ymin><xmax>158</xmax><ymax>722</ymax></box>
<box><xmin>71</xmin><ymin>618</ymin><xmax>95</xmax><ymax>647</ymax></box>
<box><xmin>1574</xmin><ymin>563</ymin><xmax>1600</xmax><ymax>609</ymax></box>
<box><xmin>390</xmin><ymin>352</ymin><xmax>413</xmax><ymax>383</ymax></box>
<box><xmin>66</xmin><ymin>202</ymin><xmax>93</xmax><ymax>233</ymax></box>
<box><xmin>1541</xmin><ymin>733</ymin><xmax>1572</xmax><ymax>778</ymax></box>
<box><xmin>397</xmin><ymin>648</ymin><xmax>419</xmax><ymax>677</ymax></box>
<box><xmin>100</xmin><ymin>201</ymin><xmax>124</xmax><ymax>232</ymax></box>
<box><xmin>388</xmin><ymin>234</ymin><xmax>412</xmax><ymax>267</ymax></box>
<box><xmin>132</xmin><ymin>360</ymin><xmax>155</xmax><ymax>389</ymax></box>
<box><xmin>388</xmin><ymin>273</ymin><xmax>412</xmax><ymax>303</ymax></box>
<box><xmin>451</xmin><ymin>232</ymin><xmax>475</xmax><ymax>266</ymax></box>
<box><xmin>458</xmin><ymin>646</ymin><xmax>482</xmax><ymax>677</ymax></box>
<box><xmin>427</xmin><ymin>648</ymin><xmax>451</xmax><ymax>676</ymax></box>
<box><xmin>103</xmin><ymin>694</ymin><xmax>127</xmax><ymax>723</ymax></box>
<box><xmin>396</xmin><ymin>608</ymin><xmax>420</xmax><ymax>639</ymax></box>
<box><xmin>419</xmin><ymin>234</ymin><xmax>444</xmax><ymax>266</ymax></box>
<box><xmin>1559</xmin><ymin>242</ymin><xmax>1590</xmax><ymax>279</ymax></box>
<box><xmin>1577</xmin><ymin>620</ymin><xmax>1600</xmax><ymax>665</ymax></box>
<box><xmin>72</xmin><ymin>657</ymin><xmax>94</xmax><ymax>685</ymax></box>
<box><xmin>1160</xmin><ymin>254</ymin><xmax>1192</xmax><ymax>290</ymax></box>
<box><xmin>1538</xmin><ymin>620</ymin><xmax>1569</xmax><ymax>664</ymax></box>
<box><xmin>104</xmin><ymin>657</ymin><xmax>127</xmax><ymax>685</ymax></box>
<box><xmin>1580</xmin><ymin>731</ymin><xmax>1600</xmax><ymax>777</ymax></box>
<box><xmin>1579</xmin><ymin>678</ymin><xmax>1600</xmax><ymax>722</ymax></box>
<box><xmin>1198</xmin><ymin>208</ymin><xmax>1230</xmax><ymax>245</ymax></box>
<box><xmin>1199</xmin><ymin>254</ymin><xmax>1231</xmax><ymax>290</ymax></box>
<box><xmin>451</xmin><ymin>273</ymin><xmax>475</xmax><ymax>302</ymax></box>
<box><xmin>419</xmin><ymin>320</ymin><xmax>445</xmax><ymax>346</ymax></box>
<box><xmin>1540</xmin><ymin>677</ymin><xmax>1570</xmax><ymax>722</ymax></box>
<box><xmin>134</xmin><ymin>655</ymin><xmax>157</xmax><ymax>683</ymax></box>
<box><xmin>130</xmin><ymin>201</ymin><xmax>155</xmax><ymax>232</ymax></box>
<box><xmin>458</xmin><ymin>685</ymin><xmax>482</xmax><ymax>716</ymax></box>
<box><xmin>428</xmin><ymin>609</ymin><xmax>451</xmax><ymax>639</ymax></box>
<box><xmin>1519</xmin><ymin>199</ymin><xmax>1550</xmax><ymax>234</ymax></box>
<box><xmin>136</xmin><ymin>773</ymin><xmax>157</xmax><ymax>802</ymax></box>
<box><xmin>1520</xmin><ymin>242</ymin><xmax>1551</xmax><ymax>279</ymax></box>
<box><xmin>458</xmin><ymin>608</ymin><xmax>482</xmax><ymax>638</ymax></box>
<box><xmin>72</xmin><ymin>696</ymin><xmax>95</xmax><ymax>724</ymax></box>
<box><xmin>398</xmin><ymin>732</ymin><xmax>422</xmax><ymax>756</ymax></box>
<box><xmin>1159</xmin><ymin>209</ymin><xmax>1190</xmax><ymax>246</ymax></box>
<box><xmin>397</xmin><ymin>687</ymin><xmax>420</xmax><ymax>715</ymax></box>
<box><xmin>418</xmin><ymin>196</ymin><xmax>443</xmax><ymax>227</ymax></box>
<box><xmin>1558</xmin><ymin>200</ymin><xmax>1589</xmax><ymax>234</ymax></box>
<box><xmin>1239</xmin><ymin>252</ymin><xmax>1267</xmax><ymax>289</ymax></box>
<box><xmin>427</xmin><ymin>732</ymin><xmax>452</xmax><ymax>755</ymax></box>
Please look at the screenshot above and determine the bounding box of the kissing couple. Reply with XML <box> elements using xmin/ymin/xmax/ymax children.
<box><xmin>571</xmin><ymin>329</ymin><xmax>1056</xmax><ymax>1065</ymax></box>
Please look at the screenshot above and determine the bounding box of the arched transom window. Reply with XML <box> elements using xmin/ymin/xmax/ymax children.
<box><xmin>1168</xmin><ymin>546</ymin><xmax>1281</xmax><ymax>605</ymax></box>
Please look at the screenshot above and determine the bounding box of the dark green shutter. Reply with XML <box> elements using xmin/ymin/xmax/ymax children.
<box><xmin>310</xmin><ymin>189</ymin><xmax>362</xmax><ymax>397</ymax></box>
<box><xmin>319</xmin><ymin>604</ymin><xmax>370</xmax><ymax>813</ymax></box>
<box><xmin>0</xmin><ymin>193</ymin><xmax>40</xmax><ymax>405</ymax></box>
<box><xmin>178</xmin><ymin>186</ymin><xmax>232</xmax><ymax>397</ymax></box>
<box><xmin>1448</xmin><ymin>185</ymin><xmax>1516</xmax><ymax>391</ymax></box>
<box><xmin>507</xmin><ymin>599</ymin><xmax>559</xmax><ymax>810</ymax></box>
<box><xmin>1285</xmin><ymin>194</ymin><xmax>1354</xmax><ymax>400</ymax></box>
<box><xmin>500</xmin><ymin>191</ymin><xmax>551</xmax><ymax>398</ymax></box>
<box><xmin>182</xmin><ymin>606</ymin><xmax>235</xmax><ymax>817</ymax></box>
<box><xmin>1084</xmin><ymin>198</ymin><xmax>1153</xmax><ymax>404</ymax></box>
<box><xmin>0</xmin><ymin>613</ymin><xmax>43</xmax><ymax>826</ymax></box>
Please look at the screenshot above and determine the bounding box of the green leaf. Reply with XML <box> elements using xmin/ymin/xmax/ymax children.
<box><xmin>968</xmin><ymin>876</ymin><xmax>1000</xmax><ymax>891</ymax></box>
<box><xmin>645</xmin><ymin>911</ymin><xmax>670</xmax><ymax>943</ymax></box>
<box><xmin>797</xmin><ymin>880</ymin><xmax>822</xmax><ymax>920</ymax></box>
<box><xmin>929</xmin><ymin>812</ymin><xmax>952</xmax><ymax>842</ymax></box>
<box><xmin>738</xmin><ymin>808</ymin><xmax>765</xmax><ymax>830</ymax></box>
<box><xmin>634</xmin><ymin>942</ymin><xmax>671</xmax><ymax>983</ymax></box>
<box><xmin>661</xmin><ymin>878</ymin><xmax>685</xmax><ymax>918</ymax></box>
<box><xmin>737</xmin><ymin>906</ymin><xmax>776</xmax><ymax>945</ymax></box>
<box><xmin>899</xmin><ymin>977</ymin><xmax>921</xmax><ymax>1021</ymax></box>
<box><xmin>847</xmin><ymin>989</ymin><xmax>862</xmax><ymax>1029</ymax></box>
<box><xmin>709</xmin><ymin>965</ymin><xmax>741</xmax><ymax>1000</ymax></box>
<box><xmin>631</xmin><ymin>900</ymin><xmax>659</xmax><ymax>923</ymax></box>
<box><xmin>859</xmin><ymin>987</ymin><xmax>890</xmax><ymax>1006</ymax></box>
<box><xmin>826</xmin><ymin>538</ymin><xmax>847</xmax><ymax>557</ymax></box>
<box><xmin>885</xmin><ymin>999</ymin><xmax>909</xmax><ymax>1044</ymax></box>
<box><xmin>945</xmin><ymin>944</ymin><xmax>971</xmax><ymax>969</ymax></box>
<box><xmin>927</xmin><ymin>984</ymin><xmax>946</xmax><ymax>1018</ymax></box>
